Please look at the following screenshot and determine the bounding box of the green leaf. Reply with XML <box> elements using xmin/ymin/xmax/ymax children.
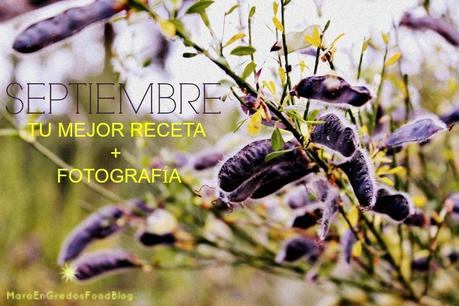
<box><xmin>225</xmin><ymin>4</ymin><xmax>239</xmax><ymax>16</ymax></box>
<box><xmin>186</xmin><ymin>0</ymin><xmax>214</xmax><ymax>14</ymax></box>
<box><xmin>265</xmin><ymin>148</ymin><xmax>295</xmax><ymax>162</ymax></box>
<box><xmin>249</xmin><ymin>6</ymin><xmax>256</xmax><ymax>18</ymax></box>
<box><xmin>242</xmin><ymin>61</ymin><xmax>257</xmax><ymax>80</ymax></box>
<box><xmin>223</xmin><ymin>33</ymin><xmax>246</xmax><ymax>48</ymax></box>
<box><xmin>271</xmin><ymin>128</ymin><xmax>284</xmax><ymax>151</ymax></box>
<box><xmin>231</xmin><ymin>46</ymin><xmax>256</xmax><ymax>56</ymax></box>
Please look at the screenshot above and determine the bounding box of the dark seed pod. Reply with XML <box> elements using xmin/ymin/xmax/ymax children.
<box><xmin>311</xmin><ymin>112</ymin><xmax>358</xmax><ymax>157</ymax></box>
<box><xmin>58</xmin><ymin>205</ymin><xmax>125</xmax><ymax>264</ymax></box>
<box><xmin>440</xmin><ymin>109</ymin><xmax>459</xmax><ymax>128</ymax></box>
<box><xmin>411</xmin><ymin>257</ymin><xmax>431</xmax><ymax>272</ymax></box>
<box><xmin>448</xmin><ymin>251</ymin><xmax>459</xmax><ymax>264</ymax></box>
<box><xmin>400</xmin><ymin>12</ymin><xmax>459</xmax><ymax>47</ymax></box>
<box><xmin>218</xmin><ymin>139</ymin><xmax>317</xmax><ymax>206</ymax></box>
<box><xmin>193</xmin><ymin>151</ymin><xmax>225</xmax><ymax>171</ymax></box>
<box><xmin>291</xmin><ymin>207</ymin><xmax>322</xmax><ymax>229</ymax></box>
<box><xmin>0</xmin><ymin>0</ymin><xmax>63</xmax><ymax>22</ymax></box>
<box><xmin>126</xmin><ymin>199</ymin><xmax>155</xmax><ymax>217</ymax></box>
<box><xmin>73</xmin><ymin>250</ymin><xmax>141</xmax><ymax>281</ymax></box>
<box><xmin>13</xmin><ymin>0</ymin><xmax>126</xmax><ymax>53</ymax></box>
<box><xmin>339</xmin><ymin>149</ymin><xmax>376</xmax><ymax>207</ymax></box>
<box><xmin>372</xmin><ymin>188</ymin><xmax>412</xmax><ymax>222</ymax></box>
<box><xmin>341</xmin><ymin>229</ymin><xmax>356</xmax><ymax>264</ymax></box>
<box><xmin>275</xmin><ymin>236</ymin><xmax>321</xmax><ymax>263</ymax></box>
<box><xmin>404</xmin><ymin>209</ymin><xmax>429</xmax><ymax>227</ymax></box>
<box><xmin>381</xmin><ymin>117</ymin><xmax>446</xmax><ymax>150</ymax></box>
<box><xmin>290</xmin><ymin>75</ymin><xmax>372</xmax><ymax>107</ymax></box>
<box><xmin>138</xmin><ymin>232</ymin><xmax>176</xmax><ymax>247</ymax></box>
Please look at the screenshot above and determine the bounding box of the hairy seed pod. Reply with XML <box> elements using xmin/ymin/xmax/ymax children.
<box><xmin>341</xmin><ymin>229</ymin><xmax>356</xmax><ymax>264</ymax></box>
<box><xmin>0</xmin><ymin>0</ymin><xmax>63</xmax><ymax>22</ymax></box>
<box><xmin>311</xmin><ymin>112</ymin><xmax>358</xmax><ymax>157</ymax></box>
<box><xmin>218</xmin><ymin>139</ymin><xmax>317</xmax><ymax>206</ymax></box>
<box><xmin>404</xmin><ymin>209</ymin><xmax>429</xmax><ymax>227</ymax></box>
<box><xmin>58</xmin><ymin>205</ymin><xmax>125</xmax><ymax>264</ymax></box>
<box><xmin>400</xmin><ymin>12</ymin><xmax>459</xmax><ymax>47</ymax></box>
<box><xmin>440</xmin><ymin>109</ymin><xmax>459</xmax><ymax>127</ymax></box>
<box><xmin>73</xmin><ymin>250</ymin><xmax>141</xmax><ymax>281</ymax></box>
<box><xmin>193</xmin><ymin>151</ymin><xmax>225</xmax><ymax>171</ymax></box>
<box><xmin>138</xmin><ymin>232</ymin><xmax>176</xmax><ymax>247</ymax></box>
<box><xmin>339</xmin><ymin>149</ymin><xmax>376</xmax><ymax>207</ymax></box>
<box><xmin>291</xmin><ymin>207</ymin><xmax>322</xmax><ymax>229</ymax></box>
<box><xmin>372</xmin><ymin>188</ymin><xmax>412</xmax><ymax>222</ymax></box>
<box><xmin>318</xmin><ymin>189</ymin><xmax>340</xmax><ymax>240</ymax></box>
<box><xmin>381</xmin><ymin>117</ymin><xmax>446</xmax><ymax>150</ymax></box>
<box><xmin>290</xmin><ymin>75</ymin><xmax>372</xmax><ymax>107</ymax></box>
<box><xmin>275</xmin><ymin>236</ymin><xmax>320</xmax><ymax>263</ymax></box>
<box><xmin>13</xmin><ymin>0</ymin><xmax>126</xmax><ymax>53</ymax></box>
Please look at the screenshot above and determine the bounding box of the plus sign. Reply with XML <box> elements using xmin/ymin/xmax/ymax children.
<box><xmin>111</xmin><ymin>148</ymin><xmax>121</xmax><ymax>159</ymax></box>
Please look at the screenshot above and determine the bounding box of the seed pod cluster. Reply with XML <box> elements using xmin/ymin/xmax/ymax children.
<box><xmin>73</xmin><ymin>249</ymin><xmax>141</xmax><ymax>281</ymax></box>
<box><xmin>217</xmin><ymin>139</ymin><xmax>318</xmax><ymax>208</ymax></box>
<box><xmin>400</xmin><ymin>12</ymin><xmax>459</xmax><ymax>47</ymax></box>
<box><xmin>381</xmin><ymin>117</ymin><xmax>446</xmax><ymax>150</ymax></box>
<box><xmin>290</xmin><ymin>75</ymin><xmax>372</xmax><ymax>107</ymax></box>
<box><xmin>13</xmin><ymin>0</ymin><xmax>126</xmax><ymax>53</ymax></box>
<box><xmin>311</xmin><ymin>112</ymin><xmax>358</xmax><ymax>157</ymax></box>
<box><xmin>372</xmin><ymin>188</ymin><xmax>412</xmax><ymax>222</ymax></box>
<box><xmin>58</xmin><ymin>205</ymin><xmax>125</xmax><ymax>264</ymax></box>
<box><xmin>339</xmin><ymin>149</ymin><xmax>376</xmax><ymax>208</ymax></box>
<box><xmin>275</xmin><ymin>236</ymin><xmax>321</xmax><ymax>263</ymax></box>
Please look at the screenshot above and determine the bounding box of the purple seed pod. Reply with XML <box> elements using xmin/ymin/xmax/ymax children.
<box><xmin>193</xmin><ymin>151</ymin><xmax>225</xmax><ymax>171</ymax></box>
<box><xmin>311</xmin><ymin>112</ymin><xmax>358</xmax><ymax>157</ymax></box>
<box><xmin>137</xmin><ymin>232</ymin><xmax>176</xmax><ymax>247</ymax></box>
<box><xmin>275</xmin><ymin>236</ymin><xmax>321</xmax><ymax>263</ymax></box>
<box><xmin>0</xmin><ymin>0</ymin><xmax>63</xmax><ymax>22</ymax></box>
<box><xmin>217</xmin><ymin>140</ymin><xmax>317</xmax><ymax>207</ymax></box>
<box><xmin>126</xmin><ymin>199</ymin><xmax>154</xmax><ymax>217</ymax></box>
<box><xmin>173</xmin><ymin>152</ymin><xmax>189</xmax><ymax>169</ymax></box>
<box><xmin>291</xmin><ymin>207</ymin><xmax>322</xmax><ymax>229</ymax></box>
<box><xmin>318</xmin><ymin>188</ymin><xmax>340</xmax><ymax>241</ymax></box>
<box><xmin>341</xmin><ymin>229</ymin><xmax>356</xmax><ymax>264</ymax></box>
<box><xmin>13</xmin><ymin>0</ymin><xmax>126</xmax><ymax>53</ymax></box>
<box><xmin>372</xmin><ymin>188</ymin><xmax>412</xmax><ymax>222</ymax></box>
<box><xmin>381</xmin><ymin>117</ymin><xmax>446</xmax><ymax>150</ymax></box>
<box><xmin>404</xmin><ymin>209</ymin><xmax>428</xmax><ymax>227</ymax></box>
<box><xmin>58</xmin><ymin>205</ymin><xmax>125</xmax><ymax>264</ymax></box>
<box><xmin>411</xmin><ymin>257</ymin><xmax>431</xmax><ymax>272</ymax></box>
<box><xmin>290</xmin><ymin>75</ymin><xmax>372</xmax><ymax>107</ymax></box>
<box><xmin>440</xmin><ymin>109</ymin><xmax>459</xmax><ymax>128</ymax></box>
<box><xmin>73</xmin><ymin>250</ymin><xmax>141</xmax><ymax>281</ymax></box>
<box><xmin>339</xmin><ymin>149</ymin><xmax>376</xmax><ymax>208</ymax></box>
<box><xmin>400</xmin><ymin>12</ymin><xmax>459</xmax><ymax>47</ymax></box>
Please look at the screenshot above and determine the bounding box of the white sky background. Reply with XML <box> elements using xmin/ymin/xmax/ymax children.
<box><xmin>0</xmin><ymin>0</ymin><xmax>458</xmax><ymax>118</ymax></box>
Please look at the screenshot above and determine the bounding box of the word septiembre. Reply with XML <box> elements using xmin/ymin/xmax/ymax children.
<box><xmin>5</xmin><ymin>82</ymin><xmax>222</xmax><ymax>115</ymax></box>
<box><xmin>27</xmin><ymin>122</ymin><xmax>207</xmax><ymax>138</ymax></box>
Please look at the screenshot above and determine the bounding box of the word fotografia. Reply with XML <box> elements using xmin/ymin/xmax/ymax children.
<box><xmin>57</xmin><ymin>168</ymin><xmax>181</xmax><ymax>184</ymax></box>
<box><xmin>27</xmin><ymin>122</ymin><xmax>207</xmax><ymax>138</ymax></box>
<box><xmin>5</xmin><ymin>82</ymin><xmax>222</xmax><ymax>115</ymax></box>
